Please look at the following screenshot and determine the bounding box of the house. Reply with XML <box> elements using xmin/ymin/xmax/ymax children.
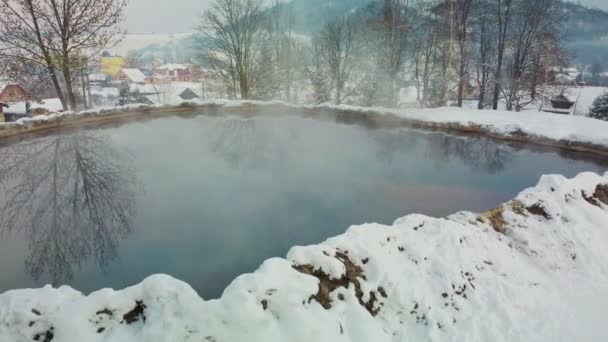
<box><xmin>154</xmin><ymin>64</ymin><xmax>192</xmax><ymax>82</ymax></box>
<box><xmin>89</xmin><ymin>73</ymin><xmax>110</xmax><ymax>86</ymax></box>
<box><xmin>549</xmin><ymin>67</ymin><xmax>581</xmax><ymax>85</ymax></box>
<box><xmin>0</xmin><ymin>84</ymin><xmax>37</xmax><ymax>103</ymax></box>
<box><xmin>117</xmin><ymin>68</ymin><xmax>147</xmax><ymax>84</ymax></box>
<box><xmin>101</xmin><ymin>56</ymin><xmax>127</xmax><ymax>78</ymax></box>
<box><xmin>145</xmin><ymin>74</ymin><xmax>170</xmax><ymax>85</ymax></box>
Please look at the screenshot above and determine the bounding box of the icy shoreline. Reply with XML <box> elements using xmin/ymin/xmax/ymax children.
<box><xmin>1</xmin><ymin>172</ymin><xmax>608</xmax><ymax>341</ymax></box>
<box><xmin>2</xmin><ymin>100</ymin><xmax>608</xmax><ymax>157</ymax></box>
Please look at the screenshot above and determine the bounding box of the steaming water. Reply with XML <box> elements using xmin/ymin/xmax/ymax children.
<box><xmin>0</xmin><ymin>114</ymin><xmax>606</xmax><ymax>298</ymax></box>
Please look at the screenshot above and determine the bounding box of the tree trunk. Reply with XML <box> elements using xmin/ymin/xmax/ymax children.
<box><xmin>478</xmin><ymin>71</ymin><xmax>487</xmax><ymax>110</ymax></box>
<box><xmin>62</xmin><ymin>63</ymin><xmax>77</xmax><ymax>111</ymax></box>
<box><xmin>239</xmin><ymin>72</ymin><xmax>249</xmax><ymax>99</ymax></box>
<box><xmin>457</xmin><ymin>60</ymin><xmax>466</xmax><ymax>107</ymax></box>
<box><xmin>492</xmin><ymin>0</ymin><xmax>512</xmax><ymax>110</ymax></box>
<box><xmin>23</xmin><ymin>0</ymin><xmax>67</xmax><ymax>110</ymax></box>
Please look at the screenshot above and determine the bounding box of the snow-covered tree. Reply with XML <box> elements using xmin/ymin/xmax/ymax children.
<box><xmin>589</xmin><ymin>92</ymin><xmax>608</xmax><ymax>121</ymax></box>
<box><xmin>117</xmin><ymin>81</ymin><xmax>131</xmax><ymax>106</ymax></box>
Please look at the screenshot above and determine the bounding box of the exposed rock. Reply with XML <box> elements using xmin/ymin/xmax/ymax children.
<box><xmin>293</xmin><ymin>251</ymin><xmax>383</xmax><ymax>316</ymax></box>
<box><xmin>122</xmin><ymin>300</ymin><xmax>146</xmax><ymax>325</ymax></box>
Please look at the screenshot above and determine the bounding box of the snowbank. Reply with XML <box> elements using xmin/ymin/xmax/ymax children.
<box><xmin>2</xmin><ymin>100</ymin><xmax>608</xmax><ymax>156</ymax></box>
<box><xmin>1</xmin><ymin>172</ymin><xmax>608</xmax><ymax>341</ymax></box>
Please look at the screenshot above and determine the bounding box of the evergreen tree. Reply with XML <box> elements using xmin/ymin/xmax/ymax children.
<box><xmin>589</xmin><ymin>92</ymin><xmax>608</xmax><ymax>121</ymax></box>
<box><xmin>117</xmin><ymin>81</ymin><xmax>131</xmax><ymax>106</ymax></box>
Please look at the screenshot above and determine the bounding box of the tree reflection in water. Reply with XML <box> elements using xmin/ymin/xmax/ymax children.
<box><xmin>0</xmin><ymin>132</ymin><xmax>136</xmax><ymax>286</ymax></box>
<box><xmin>209</xmin><ymin>118</ymin><xmax>296</xmax><ymax>168</ymax></box>
<box><xmin>371</xmin><ymin>130</ymin><xmax>513</xmax><ymax>173</ymax></box>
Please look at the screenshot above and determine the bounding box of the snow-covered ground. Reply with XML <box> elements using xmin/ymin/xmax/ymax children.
<box><xmin>368</xmin><ymin>105</ymin><xmax>608</xmax><ymax>147</ymax></box>
<box><xmin>570</xmin><ymin>86</ymin><xmax>608</xmax><ymax>116</ymax></box>
<box><xmin>0</xmin><ymin>172</ymin><xmax>607</xmax><ymax>341</ymax></box>
<box><xmin>3</xmin><ymin>101</ymin><xmax>608</xmax><ymax>154</ymax></box>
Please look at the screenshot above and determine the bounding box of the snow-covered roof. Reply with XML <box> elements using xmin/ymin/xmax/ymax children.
<box><xmin>130</xmin><ymin>84</ymin><xmax>159</xmax><ymax>94</ymax></box>
<box><xmin>91</xmin><ymin>87</ymin><xmax>120</xmax><ymax>97</ymax></box>
<box><xmin>89</xmin><ymin>73</ymin><xmax>108</xmax><ymax>82</ymax></box>
<box><xmin>120</xmin><ymin>68</ymin><xmax>146</xmax><ymax>83</ymax></box>
<box><xmin>156</xmin><ymin>63</ymin><xmax>189</xmax><ymax>71</ymax></box>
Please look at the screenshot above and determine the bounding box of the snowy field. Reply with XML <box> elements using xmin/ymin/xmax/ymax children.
<box><xmin>0</xmin><ymin>172</ymin><xmax>607</xmax><ymax>341</ymax></box>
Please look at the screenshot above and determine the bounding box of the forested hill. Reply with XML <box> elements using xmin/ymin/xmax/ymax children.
<box><xmin>563</xmin><ymin>1</ymin><xmax>608</xmax><ymax>40</ymax></box>
<box><xmin>267</xmin><ymin>0</ymin><xmax>608</xmax><ymax>65</ymax></box>
<box><xmin>562</xmin><ymin>2</ymin><xmax>608</xmax><ymax>65</ymax></box>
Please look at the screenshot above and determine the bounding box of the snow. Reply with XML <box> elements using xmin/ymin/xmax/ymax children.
<box><xmin>130</xmin><ymin>84</ymin><xmax>159</xmax><ymax>95</ymax></box>
<box><xmin>1</xmin><ymin>172</ymin><xmax>608</xmax><ymax>341</ymax></box>
<box><xmin>4</xmin><ymin>98</ymin><xmax>63</xmax><ymax>114</ymax></box>
<box><xmin>88</xmin><ymin>74</ymin><xmax>109</xmax><ymax>82</ymax></box>
<box><xmin>119</xmin><ymin>69</ymin><xmax>146</xmax><ymax>84</ymax></box>
<box><xmin>3</xmin><ymin>100</ymin><xmax>608</xmax><ymax>153</ymax></box>
<box><xmin>386</xmin><ymin>105</ymin><xmax>608</xmax><ymax>146</ymax></box>
<box><xmin>90</xmin><ymin>87</ymin><xmax>120</xmax><ymax>98</ymax></box>
<box><xmin>156</xmin><ymin>63</ymin><xmax>189</xmax><ymax>71</ymax></box>
<box><xmin>34</xmin><ymin>98</ymin><xmax>63</xmax><ymax>112</ymax></box>
<box><xmin>570</xmin><ymin>86</ymin><xmax>608</xmax><ymax>116</ymax></box>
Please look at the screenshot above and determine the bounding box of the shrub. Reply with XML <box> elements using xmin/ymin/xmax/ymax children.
<box><xmin>589</xmin><ymin>91</ymin><xmax>608</xmax><ymax>121</ymax></box>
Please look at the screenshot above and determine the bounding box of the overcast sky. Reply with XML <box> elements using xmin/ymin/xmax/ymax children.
<box><xmin>124</xmin><ymin>0</ymin><xmax>608</xmax><ymax>34</ymax></box>
<box><xmin>124</xmin><ymin>0</ymin><xmax>209</xmax><ymax>33</ymax></box>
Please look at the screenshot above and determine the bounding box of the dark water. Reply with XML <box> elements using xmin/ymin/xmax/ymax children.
<box><xmin>0</xmin><ymin>114</ymin><xmax>606</xmax><ymax>298</ymax></box>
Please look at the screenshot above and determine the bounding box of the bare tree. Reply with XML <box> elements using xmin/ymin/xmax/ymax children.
<box><xmin>455</xmin><ymin>0</ymin><xmax>472</xmax><ymax>107</ymax></box>
<box><xmin>412</xmin><ymin>2</ymin><xmax>441</xmax><ymax>108</ymax></box>
<box><xmin>474</xmin><ymin>0</ymin><xmax>496</xmax><ymax>109</ymax></box>
<box><xmin>318</xmin><ymin>17</ymin><xmax>360</xmax><ymax>105</ymax></box>
<box><xmin>304</xmin><ymin>40</ymin><xmax>331</xmax><ymax>104</ymax></box>
<box><xmin>491</xmin><ymin>0</ymin><xmax>514</xmax><ymax>110</ymax></box>
<box><xmin>199</xmin><ymin>0</ymin><xmax>264</xmax><ymax>100</ymax></box>
<box><xmin>502</xmin><ymin>0</ymin><xmax>565</xmax><ymax>112</ymax></box>
<box><xmin>40</xmin><ymin>0</ymin><xmax>126</xmax><ymax>110</ymax></box>
<box><xmin>0</xmin><ymin>0</ymin><xmax>67</xmax><ymax>108</ymax></box>
<box><xmin>0</xmin><ymin>0</ymin><xmax>126</xmax><ymax>111</ymax></box>
<box><xmin>378</xmin><ymin>0</ymin><xmax>411</xmax><ymax>106</ymax></box>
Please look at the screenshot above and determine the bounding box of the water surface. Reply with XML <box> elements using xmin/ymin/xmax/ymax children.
<box><xmin>0</xmin><ymin>114</ymin><xmax>606</xmax><ymax>298</ymax></box>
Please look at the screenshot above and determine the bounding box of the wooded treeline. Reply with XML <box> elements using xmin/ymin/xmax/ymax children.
<box><xmin>198</xmin><ymin>0</ymin><xmax>568</xmax><ymax>111</ymax></box>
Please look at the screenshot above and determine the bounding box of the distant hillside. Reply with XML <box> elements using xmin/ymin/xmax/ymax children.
<box><xmin>562</xmin><ymin>2</ymin><xmax>608</xmax><ymax>66</ymax></box>
<box><xmin>108</xmin><ymin>0</ymin><xmax>608</xmax><ymax>69</ymax></box>
<box><xmin>261</xmin><ymin>0</ymin><xmax>370</xmax><ymax>34</ymax></box>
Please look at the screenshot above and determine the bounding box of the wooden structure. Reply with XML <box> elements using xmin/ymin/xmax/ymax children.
<box><xmin>0</xmin><ymin>101</ymin><xmax>7</xmax><ymax>122</ymax></box>
<box><xmin>179</xmin><ymin>88</ymin><xmax>200</xmax><ymax>101</ymax></box>
<box><xmin>551</xmin><ymin>94</ymin><xmax>575</xmax><ymax>110</ymax></box>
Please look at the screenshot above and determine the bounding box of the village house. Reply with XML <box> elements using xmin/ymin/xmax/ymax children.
<box><xmin>154</xmin><ymin>64</ymin><xmax>192</xmax><ymax>82</ymax></box>
<box><xmin>0</xmin><ymin>84</ymin><xmax>37</xmax><ymax>103</ymax></box>
<box><xmin>89</xmin><ymin>73</ymin><xmax>110</xmax><ymax>87</ymax></box>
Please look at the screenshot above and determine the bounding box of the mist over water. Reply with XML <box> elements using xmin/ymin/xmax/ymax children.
<box><xmin>0</xmin><ymin>114</ymin><xmax>606</xmax><ymax>298</ymax></box>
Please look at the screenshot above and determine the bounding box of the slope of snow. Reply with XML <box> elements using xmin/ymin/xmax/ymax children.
<box><xmin>107</xmin><ymin>33</ymin><xmax>194</xmax><ymax>56</ymax></box>
<box><xmin>1</xmin><ymin>172</ymin><xmax>608</xmax><ymax>341</ymax></box>
<box><xmin>572</xmin><ymin>86</ymin><xmax>608</xmax><ymax>116</ymax></box>
<box><xmin>325</xmin><ymin>103</ymin><xmax>608</xmax><ymax>148</ymax></box>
